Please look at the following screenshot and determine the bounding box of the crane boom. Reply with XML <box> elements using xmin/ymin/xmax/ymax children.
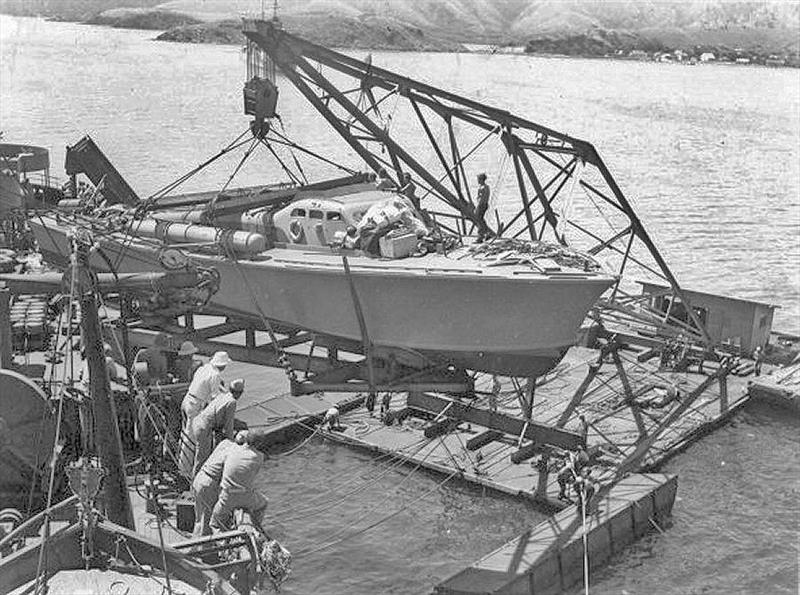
<box><xmin>241</xmin><ymin>18</ymin><xmax>711</xmax><ymax>345</ymax></box>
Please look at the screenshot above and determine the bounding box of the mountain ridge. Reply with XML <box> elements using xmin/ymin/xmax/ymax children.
<box><xmin>1</xmin><ymin>0</ymin><xmax>798</xmax><ymax>57</ymax></box>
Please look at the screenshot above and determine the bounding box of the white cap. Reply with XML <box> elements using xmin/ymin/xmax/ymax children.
<box><xmin>210</xmin><ymin>351</ymin><xmax>231</xmax><ymax>367</ymax></box>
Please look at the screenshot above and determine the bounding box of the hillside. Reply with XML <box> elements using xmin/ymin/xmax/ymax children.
<box><xmin>1</xmin><ymin>0</ymin><xmax>798</xmax><ymax>58</ymax></box>
<box><xmin>156</xmin><ymin>13</ymin><xmax>464</xmax><ymax>51</ymax></box>
<box><xmin>0</xmin><ymin>0</ymin><xmax>164</xmax><ymax>21</ymax></box>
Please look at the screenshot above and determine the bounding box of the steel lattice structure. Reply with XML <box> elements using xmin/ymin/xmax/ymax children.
<box><xmin>242</xmin><ymin>19</ymin><xmax>711</xmax><ymax>345</ymax></box>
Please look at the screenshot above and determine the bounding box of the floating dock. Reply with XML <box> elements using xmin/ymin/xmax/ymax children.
<box><xmin>748</xmin><ymin>360</ymin><xmax>800</xmax><ymax>413</ymax></box>
<box><xmin>435</xmin><ymin>473</ymin><xmax>677</xmax><ymax>595</ymax></box>
<box><xmin>322</xmin><ymin>345</ymin><xmax>750</xmax><ymax>507</ymax></box>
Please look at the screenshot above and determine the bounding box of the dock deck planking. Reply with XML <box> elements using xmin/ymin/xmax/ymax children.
<box><xmin>324</xmin><ymin>344</ymin><xmax>752</xmax><ymax>508</ymax></box>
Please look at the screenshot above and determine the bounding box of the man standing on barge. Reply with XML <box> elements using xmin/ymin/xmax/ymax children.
<box><xmin>192</xmin><ymin>378</ymin><xmax>245</xmax><ymax>477</ymax></box>
<box><xmin>179</xmin><ymin>351</ymin><xmax>230</xmax><ymax>479</ymax></box>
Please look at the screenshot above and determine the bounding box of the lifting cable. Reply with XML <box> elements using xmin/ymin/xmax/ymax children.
<box><xmin>26</xmin><ymin>304</ymin><xmax>68</xmax><ymax>516</ymax></box>
<box><xmin>580</xmin><ymin>482</ymin><xmax>590</xmax><ymax>595</ymax></box>
<box><xmin>294</xmin><ymin>467</ymin><xmax>461</xmax><ymax>558</ymax></box>
<box><xmin>290</xmin><ymin>434</ymin><xmax>513</xmax><ymax>556</ymax></box>
<box><xmin>274</xmin><ymin>118</ymin><xmax>309</xmax><ymax>183</ymax></box>
<box><xmin>269</xmin><ymin>126</ymin><xmax>356</xmax><ymax>175</ymax></box>
<box><xmin>146</xmin><ymin>128</ymin><xmax>253</xmax><ymax>204</ymax></box>
<box><xmin>33</xmin><ymin>256</ymin><xmax>78</xmax><ymax>595</ymax></box>
<box><xmin>226</xmin><ymin>253</ymin><xmax>297</xmax><ymax>383</ymax></box>
<box><xmin>112</xmin><ymin>127</ymin><xmax>253</xmax><ymax>269</ymax></box>
<box><xmin>256</xmin><ymin>137</ymin><xmax>303</xmax><ymax>186</ymax></box>
<box><xmin>274</xmin><ymin>436</ymin><xmax>434</xmax><ymax>523</ymax></box>
<box><xmin>269</xmin><ymin>434</ymin><xmax>430</xmax><ymax>517</ymax></box>
<box><xmin>291</xmin><ymin>436</ymin><xmax>444</xmax><ymax>554</ymax></box>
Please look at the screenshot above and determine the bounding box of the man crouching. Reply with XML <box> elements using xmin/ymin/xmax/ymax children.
<box><xmin>210</xmin><ymin>430</ymin><xmax>268</xmax><ymax>536</ymax></box>
<box><xmin>192</xmin><ymin>435</ymin><xmax>238</xmax><ymax>537</ymax></box>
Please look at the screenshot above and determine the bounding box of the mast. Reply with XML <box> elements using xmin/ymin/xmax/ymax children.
<box><xmin>71</xmin><ymin>234</ymin><xmax>134</xmax><ymax>529</ymax></box>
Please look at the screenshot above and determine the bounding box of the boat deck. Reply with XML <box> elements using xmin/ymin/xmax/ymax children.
<box><xmin>262</xmin><ymin>244</ymin><xmax>608</xmax><ymax>280</ymax></box>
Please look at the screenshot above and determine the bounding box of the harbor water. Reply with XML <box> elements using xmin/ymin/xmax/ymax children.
<box><xmin>2</xmin><ymin>16</ymin><xmax>798</xmax><ymax>594</ymax></box>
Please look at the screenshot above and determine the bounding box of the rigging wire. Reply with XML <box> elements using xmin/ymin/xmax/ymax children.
<box><xmin>33</xmin><ymin>249</ymin><xmax>78</xmax><ymax>595</ymax></box>
<box><xmin>146</xmin><ymin>129</ymin><xmax>253</xmax><ymax>203</ymax></box>
<box><xmin>26</xmin><ymin>304</ymin><xmax>68</xmax><ymax>517</ymax></box>
<box><xmin>273</xmin><ymin>435</ymin><xmax>433</xmax><ymax>522</ymax></box>
<box><xmin>290</xmin><ymin>436</ymin><xmax>443</xmax><ymax>554</ymax></box>
<box><xmin>268</xmin><ymin>432</ymin><xmax>430</xmax><ymax>516</ymax></box>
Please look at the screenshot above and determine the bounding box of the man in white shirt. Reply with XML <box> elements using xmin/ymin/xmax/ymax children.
<box><xmin>192</xmin><ymin>437</ymin><xmax>237</xmax><ymax>537</ymax></box>
<box><xmin>210</xmin><ymin>430</ymin><xmax>267</xmax><ymax>535</ymax></box>
<box><xmin>178</xmin><ymin>351</ymin><xmax>230</xmax><ymax>479</ymax></box>
<box><xmin>192</xmin><ymin>378</ymin><xmax>244</xmax><ymax>478</ymax></box>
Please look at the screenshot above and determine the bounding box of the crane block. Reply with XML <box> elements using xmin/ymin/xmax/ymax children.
<box><xmin>243</xmin><ymin>78</ymin><xmax>279</xmax><ymax>121</ymax></box>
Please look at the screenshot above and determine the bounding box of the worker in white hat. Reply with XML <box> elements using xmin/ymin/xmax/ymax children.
<box><xmin>179</xmin><ymin>350</ymin><xmax>231</xmax><ymax>479</ymax></box>
<box><xmin>192</xmin><ymin>378</ymin><xmax>245</xmax><ymax>478</ymax></box>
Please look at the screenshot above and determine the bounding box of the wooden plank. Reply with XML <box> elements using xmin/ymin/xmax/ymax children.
<box><xmin>510</xmin><ymin>442</ymin><xmax>539</xmax><ymax>464</ymax></box>
<box><xmin>408</xmin><ymin>392</ymin><xmax>584</xmax><ymax>450</ymax></box>
<box><xmin>466</xmin><ymin>429</ymin><xmax>503</xmax><ymax>451</ymax></box>
<box><xmin>636</xmin><ymin>347</ymin><xmax>659</xmax><ymax>362</ymax></box>
<box><xmin>293</xmin><ymin>380</ymin><xmax>470</xmax><ymax>395</ymax></box>
<box><xmin>424</xmin><ymin>418</ymin><xmax>461</xmax><ymax>439</ymax></box>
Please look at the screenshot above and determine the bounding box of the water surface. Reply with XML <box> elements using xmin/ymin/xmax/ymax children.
<box><xmin>2</xmin><ymin>16</ymin><xmax>798</xmax><ymax>594</ymax></box>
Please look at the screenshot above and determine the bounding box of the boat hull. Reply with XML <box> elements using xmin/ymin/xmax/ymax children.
<box><xmin>31</xmin><ymin>216</ymin><xmax>613</xmax><ymax>376</ymax></box>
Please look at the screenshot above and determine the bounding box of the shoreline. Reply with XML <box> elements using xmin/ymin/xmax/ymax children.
<box><xmin>2</xmin><ymin>11</ymin><xmax>798</xmax><ymax>68</ymax></box>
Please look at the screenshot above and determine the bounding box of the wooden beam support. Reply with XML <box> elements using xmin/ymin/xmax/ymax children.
<box><xmin>424</xmin><ymin>418</ymin><xmax>461</xmax><ymax>439</ymax></box>
<box><xmin>510</xmin><ymin>442</ymin><xmax>540</xmax><ymax>464</ymax></box>
<box><xmin>408</xmin><ymin>392</ymin><xmax>584</xmax><ymax>450</ymax></box>
<box><xmin>292</xmin><ymin>379</ymin><xmax>470</xmax><ymax>395</ymax></box>
<box><xmin>466</xmin><ymin>429</ymin><xmax>503</xmax><ymax>451</ymax></box>
<box><xmin>120</xmin><ymin>328</ymin><xmax>334</xmax><ymax>375</ymax></box>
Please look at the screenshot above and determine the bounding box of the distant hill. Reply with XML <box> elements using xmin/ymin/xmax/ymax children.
<box><xmin>2</xmin><ymin>0</ymin><xmax>798</xmax><ymax>57</ymax></box>
<box><xmin>0</xmin><ymin>0</ymin><xmax>164</xmax><ymax>21</ymax></box>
